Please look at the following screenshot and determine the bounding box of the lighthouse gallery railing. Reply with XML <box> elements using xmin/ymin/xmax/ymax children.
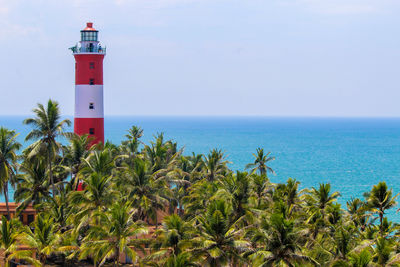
<box><xmin>69</xmin><ymin>45</ymin><xmax>106</xmax><ymax>54</ymax></box>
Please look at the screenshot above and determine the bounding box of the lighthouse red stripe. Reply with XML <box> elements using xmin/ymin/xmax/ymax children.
<box><xmin>74</xmin><ymin>118</ymin><xmax>104</xmax><ymax>144</ymax></box>
<box><xmin>74</xmin><ymin>54</ymin><xmax>104</xmax><ymax>85</ymax></box>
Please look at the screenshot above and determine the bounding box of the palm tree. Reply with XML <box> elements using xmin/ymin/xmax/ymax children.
<box><xmin>182</xmin><ymin>179</ymin><xmax>218</xmax><ymax>220</ymax></box>
<box><xmin>372</xmin><ymin>237</ymin><xmax>393</xmax><ymax>266</ymax></box>
<box><xmin>281</xmin><ymin>178</ymin><xmax>300</xmax><ymax>208</ymax></box>
<box><xmin>121</xmin><ymin>126</ymin><xmax>143</xmax><ymax>164</ymax></box>
<box><xmin>0</xmin><ymin>127</ymin><xmax>21</xmax><ymax>218</ymax></box>
<box><xmin>0</xmin><ymin>216</ymin><xmax>20</xmax><ymax>266</ymax></box>
<box><xmin>79</xmin><ymin>201</ymin><xmax>148</xmax><ymax>266</ymax></box>
<box><xmin>331</xmin><ymin>226</ymin><xmax>356</xmax><ymax>261</ymax></box>
<box><xmin>152</xmin><ymin>214</ymin><xmax>193</xmax><ymax>258</ymax></box>
<box><xmin>348</xmin><ymin>249</ymin><xmax>372</xmax><ymax>267</ymax></box>
<box><xmin>36</xmin><ymin>186</ymin><xmax>73</xmax><ymax>232</ymax></box>
<box><xmin>18</xmin><ymin>213</ymin><xmax>59</xmax><ymax>265</ymax></box>
<box><xmin>125</xmin><ymin>125</ymin><xmax>144</xmax><ymax>142</ymax></box>
<box><xmin>217</xmin><ymin>171</ymin><xmax>251</xmax><ymax>221</ymax></box>
<box><xmin>69</xmin><ymin>172</ymin><xmax>116</xmax><ymax>228</ymax></box>
<box><xmin>14</xmin><ymin>157</ymin><xmax>50</xmax><ymax>213</ymax></box>
<box><xmin>346</xmin><ymin>198</ymin><xmax>369</xmax><ymax>231</ymax></box>
<box><xmin>80</xmin><ymin>148</ymin><xmax>116</xmax><ymax>177</ymax></box>
<box><xmin>302</xmin><ymin>184</ymin><xmax>340</xmax><ymax>240</ymax></box>
<box><xmin>23</xmin><ymin>99</ymin><xmax>71</xmax><ymax>197</ymax></box>
<box><xmin>193</xmin><ymin>199</ymin><xmax>250</xmax><ymax>266</ymax></box>
<box><xmin>63</xmin><ymin>134</ymin><xmax>93</xmax><ymax>190</ymax></box>
<box><xmin>274</xmin><ymin>178</ymin><xmax>301</xmax><ymax>217</ymax></box>
<box><xmin>144</xmin><ymin>133</ymin><xmax>179</xmax><ymax>172</ymax></box>
<box><xmin>250</xmin><ymin>174</ymin><xmax>273</xmax><ymax>209</ymax></box>
<box><xmin>248</xmin><ymin>213</ymin><xmax>319</xmax><ymax>267</ymax></box>
<box><xmin>306</xmin><ymin>183</ymin><xmax>341</xmax><ymax>220</ymax></box>
<box><xmin>160</xmin><ymin>166</ymin><xmax>191</xmax><ymax>216</ymax></box>
<box><xmin>117</xmin><ymin>157</ymin><xmax>168</xmax><ymax>224</ymax></box>
<box><xmin>366</xmin><ymin>181</ymin><xmax>398</xmax><ymax>232</ymax></box>
<box><xmin>203</xmin><ymin>149</ymin><xmax>229</xmax><ymax>182</ymax></box>
<box><xmin>245</xmin><ymin>148</ymin><xmax>275</xmax><ymax>177</ymax></box>
<box><xmin>188</xmin><ymin>153</ymin><xmax>205</xmax><ymax>176</ymax></box>
<box><xmin>2</xmin><ymin>216</ymin><xmax>41</xmax><ymax>267</ymax></box>
<box><xmin>183</xmin><ymin>153</ymin><xmax>205</xmax><ymax>183</ymax></box>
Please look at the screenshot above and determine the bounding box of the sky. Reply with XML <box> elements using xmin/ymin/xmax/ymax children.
<box><xmin>1</xmin><ymin>0</ymin><xmax>400</xmax><ymax>117</ymax></box>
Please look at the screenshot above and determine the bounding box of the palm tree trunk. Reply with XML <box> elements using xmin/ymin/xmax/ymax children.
<box><xmin>4</xmin><ymin>252</ymin><xmax>8</xmax><ymax>266</ymax></box>
<box><xmin>70</xmin><ymin>164</ymin><xmax>73</xmax><ymax>185</ymax></box>
<box><xmin>73</xmin><ymin>167</ymin><xmax>80</xmax><ymax>191</ymax></box>
<box><xmin>48</xmin><ymin>149</ymin><xmax>56</xmax><ymax>197</ymax></box>
<box><xmin>74</xmin><ymin>176</ymin><xmax>81</xmax><ymax>191</ymax></box>
<box><xmin>115</xmin><ymin>247</ymin><xmax>120</xmax><ymax>266</ymax></box>
<box><xmin>155</xmin><ymin>211</ymin><xmax>158</xmax><ymax>229</ymax></box>
<box><xmin>40</xmin><ymin>253</ymin><xmax>46</xmax><ymax>265</ymax></box>
<box><xmin>260</xmin><ymin>167</ymin><xmax>265</xmax><ymax>177</ymax></box>
<box><xmin>4</xmin><ymin>183</ymin><xmax>10</xmax><ymax>219</ymax></box>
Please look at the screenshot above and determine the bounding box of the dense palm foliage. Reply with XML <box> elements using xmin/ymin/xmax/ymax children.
<box><xmin>0</xmin><ymin>100</ymin><xmax>399</xmax><ymax>266</ymax></box>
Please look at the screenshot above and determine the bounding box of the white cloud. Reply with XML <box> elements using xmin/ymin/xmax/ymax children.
<box><xmin>113</xmin><ymin>0</ymin><xmax>200</xmax><ymax>7</ymax></box>
<box><xmin>70</xmin><ymin>0</ymin><xmax>201</xmax><ymax>9</ymax></box>
<box><xmin>0</xmin><ymin>0</ymin><xmax>41</xmax><ymax>40</ymax></box>
<box><xmin>0</xmin><ymin>6</ymin><xmax>8</xmax><ymax>15</ymax></box>
<box><xmin>0</xmin><ymin>23</ymin><xmax>40</xmax><ymax>40</ymax></box>
<box><xmin>0</xmin><ymin>0</ymin><xmax>11</xmax><ymax>14</ymax></box>
<box><xmin>283</xmin><ymin>0</ymin><xmax>400</xmax><ymax>15</ymax></box>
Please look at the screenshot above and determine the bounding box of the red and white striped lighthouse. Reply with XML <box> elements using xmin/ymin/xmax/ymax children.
<box><xmin>70</xmin><ymin>22</ymin><xmax>105</xmax><ymax>144</ymax></box>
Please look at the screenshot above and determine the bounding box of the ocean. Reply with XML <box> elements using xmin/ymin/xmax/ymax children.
<box><xmin>1</xmin><ymin>116</ymin><xmax>400</xmax><ymax>220</ymax></box>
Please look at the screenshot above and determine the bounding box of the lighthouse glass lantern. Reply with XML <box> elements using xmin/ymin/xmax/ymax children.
<box><xmin>70</xmin><ymin>22</ymin><xmax>106</xmax><ymax>144</ymax></box>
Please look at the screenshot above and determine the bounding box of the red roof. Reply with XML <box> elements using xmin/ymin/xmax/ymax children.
<box><xmin>83</xmin><ymin>22</ymin><xmax>97</xmax><ymax>31</ymax></box>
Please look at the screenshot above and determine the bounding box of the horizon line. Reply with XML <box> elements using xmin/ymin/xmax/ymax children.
<box><xmin>3</xmin><ymin>114</ymin><xmax>400</xmax><ymax>119</ymax></box>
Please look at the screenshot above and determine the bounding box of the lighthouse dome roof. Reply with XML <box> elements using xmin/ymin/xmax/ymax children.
<box><xmin>82</xmin><ymin>22</ymin><xmax>97</xmax><ymax>32</ymax></box>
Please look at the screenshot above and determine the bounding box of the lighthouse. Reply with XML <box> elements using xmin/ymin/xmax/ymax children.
<box><xmin>70</xmin><ymin>22</ymin><xmax>105</xmax><ymax>144</ymax></box>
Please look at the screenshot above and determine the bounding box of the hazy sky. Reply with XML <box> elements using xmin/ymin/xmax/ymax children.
<box><xmin>1</xmin><ymin>0</ymin><xmax>400</xmax><ymax>116</ymax></box>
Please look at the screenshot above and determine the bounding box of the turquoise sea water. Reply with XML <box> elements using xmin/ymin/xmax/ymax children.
<box><xmin>1</xmin><ymin>116</ymin><xmax>400</xmax><ymax>220</ymax></box>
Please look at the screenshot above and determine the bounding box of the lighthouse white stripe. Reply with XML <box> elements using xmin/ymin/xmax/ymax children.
<box><xmin>75</xmin><ymin>85</ymin><xmax>104</xmax><ymax>118</ymax></box>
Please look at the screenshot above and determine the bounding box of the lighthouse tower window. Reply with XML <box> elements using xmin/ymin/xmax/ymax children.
<box><xmin>89</xmin><ymin>78</ymin><xmax>94</xmax><ymax>85</ymax></box>
<box><xmin>89</xmin><ymin>128</ymin><xmax>95</xmax><ymax>135</ymax></box>
<box><xmin>89</xmin><ymin>62</ymin><xmax>95</xmax><ymax>69</ymax></box>
<box><xmin>89</xmin><ymin>103</ymin><xmax>94</xmax><ymax>109</ymax></box>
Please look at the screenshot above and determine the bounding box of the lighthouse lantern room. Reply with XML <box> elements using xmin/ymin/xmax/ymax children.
<box><xmin>70</xmin><ymin>22</ymin><xmax>105</xmax><ymax>144</ymax></box>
